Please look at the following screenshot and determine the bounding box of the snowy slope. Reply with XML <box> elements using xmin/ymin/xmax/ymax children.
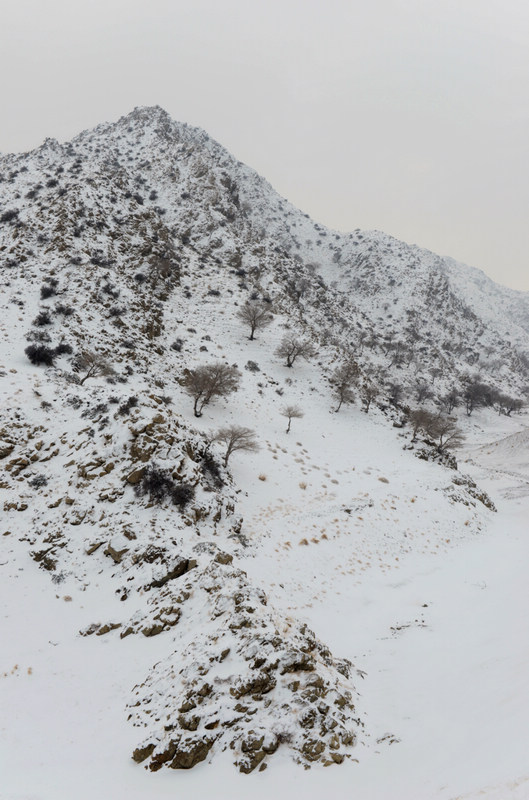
<box><xmin>1</xmin><ymin>107</ymin><xmax>528</xmax><ymax>797</ymax></box>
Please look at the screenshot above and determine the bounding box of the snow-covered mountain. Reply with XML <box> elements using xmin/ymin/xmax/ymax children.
<box><xmin>1</xmin><ymin>105</ymin><xmax>528</xmax><ymax>398</ymax></box>
<box><xmin>1</xmin><ymin>107</ymin><xmax>528</xmax><ymax>796</ymax></box>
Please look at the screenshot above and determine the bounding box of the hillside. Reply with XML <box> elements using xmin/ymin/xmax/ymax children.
<box><xmin>1</xmin><ymin>107</ymin><xmax>528</xmax><ymax>797</ymax></box>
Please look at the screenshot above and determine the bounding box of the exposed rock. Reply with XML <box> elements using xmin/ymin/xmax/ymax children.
<box><xmin>104</xmin><ymin>542</ymin><xmax>128</xmax><ymax>564</ymax></box>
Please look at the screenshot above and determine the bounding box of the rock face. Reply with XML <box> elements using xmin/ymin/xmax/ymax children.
<box><xmin>127</xmin><ymin>560</ymin><xmax>364</xmax><ymax>772</ymax></box>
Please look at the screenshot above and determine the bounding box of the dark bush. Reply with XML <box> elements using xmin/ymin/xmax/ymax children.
<box><xmin>25</xmin><ymin>344</ymin><xmax>55</xmax><ymax>366</ymax></box>
<box><xmin>170</xmin><ymin>338</ymin><xmax>184</xmax><ymax>352</ymax></box>
<box><xmin>29</xmin><ymin>474</ymin><xmax>48</xmax><ymax>488</ymax></box>
<box><xmin>108</xmin><ymin>305</ymin><xmax>126</xmax><ymax>317</ymax></box>
<box><xmin>54</xmin><ymin>342</ymin><xmax>73</xmax><ymax>356</ymax></box>
<box><xmin>245</xmin><ymin>360</ymin><xmax>260</xmax><ymax>372</ymax></box>
<box><xmin>134</xmin><ymin>464</ymin><xmax>195</xmax><ymax>508</ymax></box>
<box><xmin>33</xmin><ymin>310</ymin><xmax>52</xmax><ymax>326</ymax></box>
<box><xmin>26</xmin><ymin>329</ymin><xmax>51</xmax><ymax>343</ymax></box>
<box><xmin>40</xmin><ymin>284</ymin><xmax>57</xmax><ymax>299</ymax></box>
<box><xmin>134</xmin><ymin>465</ymin><xmax>170</xmax><ymax>503</ymax></box>
<box><xmin>0</xmin><ymin>209</ymin><xmax>19</xmax><ymax>224</ymax></box>
<box><xmin>201</xmin><ymin>450</ymin><xmax>223</xmax><ymax>488</ymax></box>
<box><xmin>117</xmin><ymin>395</ymin><xmax>138</xmax><ymax>416</ymax></box>
<box><xmin>55</xmin><ymin>303</ymin><xmax>74</xmax><ymax>316</ymax></box>
<box><xmin>101</xmin><ymin>282</ymin><xmax>119</xmax><ymax>299</ymax></box>
<box><xmin>171</xmin><ymin>483</ymin><xmax>195</xmax><ymax>508</ymax></box>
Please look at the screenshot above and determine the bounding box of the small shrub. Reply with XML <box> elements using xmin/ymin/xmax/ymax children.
<box><xmin>117</xmin><ymin>395</ymin><xmax>138</xmax><ymax>416</ymax></box>
<box><xmin>0</xmin><ymin>209</ymin><xmax>19</xmax><ymax>224</ymax></box>
<box><xmin>33</xmin><ymin>310</ymin><xmax>52</xmax><ymax>326</ymax></box>
<box><xmin>40</xmin><ymin>284</ymin><xmax>57</xmax><ymax>300</ymax></box>
<box><xmin>29</xmin><ymin>475</ymin><xmax>48</xmax><ymax>488</ymax></box>
<box><xmin>245</xmin><ymin>360</ymin><xmax>260</xmax><ymax>372</ymax></box>
<box><xmin>134</xmin><ymin>465</ymin><xmax>173</xmax><ymax>503</ymax></box>
<box><xmin>171</xmin><ymin>483</ymin><xmax>195</xmax><ymax>508</ymax></box>
<box><xmin>170</xmin><ymin>338</ymin><xmax>184</xmax><ymax>352</ymax></box>
<box><xmin>201</xmin><ymin>451</ymin><xmax>223</xmax><ymax>488</ymax></box>
<box><xmin>25</xmin><ymin>344</ymin><xmax>55</xmax><ymax>366</ymax></box>
<box><xmin>54</xmin><ymin>342</ymin><xmax>73</xmax><ymax>356</ymax></box>
<box><xmin>26</xmin><ymin>329</ymin><xmax>51</xmax><ymax>343</ymax></box>
<box><xmin>134</xmin><ymin>464</ymin><xmax>194</xmax><ymax>509</ymax></box>
<box><xmin>55</xmin><ymin>303</ymin><xmax>74</xmax><ymax>316</ymax></box>
<box><xmin>108</xmin><ymin>305</ymin><xmax>126</xmax><ymax>317</ymax></box>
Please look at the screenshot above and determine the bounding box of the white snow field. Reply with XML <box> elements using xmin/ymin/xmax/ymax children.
<box><xmin>1</xmin><ymin>411</ymin><xmax>528</xmax><ymax>800</ymax></box>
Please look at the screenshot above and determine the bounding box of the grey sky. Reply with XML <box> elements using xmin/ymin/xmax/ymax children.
<box><xmin>2</xmin><ymin>0</ymin><xmax>528</xmax><ymax>291</ymax></box>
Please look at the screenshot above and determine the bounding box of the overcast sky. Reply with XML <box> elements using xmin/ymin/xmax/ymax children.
<box><xmin>2</xmin><ymin>0</ymin><xmax>528</xmax><ymax>291</ymax></box>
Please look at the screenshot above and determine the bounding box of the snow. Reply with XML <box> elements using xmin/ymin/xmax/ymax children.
<box><xmin>1</xmin><ymin>106</ymin><xmax>528</xmax><ymax>797</ymax></box>
<box><xmin>2</xmin><ymin>417</ymin><xmax>528</xmax><ymax>798</ymax></box>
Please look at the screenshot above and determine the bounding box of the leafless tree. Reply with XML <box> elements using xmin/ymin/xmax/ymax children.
<box><xmin>329</xmin><ymin>360</ymin><xmax>359</xmax><ymax>412</ymax></box>
<box><xmin>180</xmin><ymin>363</ymin><xmax>240</xmax><ymax>417</ymax></box>
<box><xmin>415</xmin><ymin>380</ymin><xmax>434</xmax><ymax>403</ymax></box>
<box><xmin>439</xmin><ymin>388</ymin><xmax>459</xmax><ymax>415</ymax></box>
<box><xmin>236</xmin><ymin>301</ymin><xmax>273</xmax><ymax>340</ymax></box>
<box><xmin>408</xmin><ymin>408</ymin><xmax>438</xmax><ymax>442</ymax></box>
<box><xmin>386</xmin><ymin>381</ymin><xmax>404</xmax><ymax>407</ymax></box>
<box><xmin>463</xmin><ymin>379</ymin><xmax>493</xmax><ymax>416</ymax></box>
<box><xmin>212</xmin><ymin>426</ymin><xmax>259</xmax><ymax>467</ymax></box>
<box><xmin>74</xmin><ymin>350</ymin><xmax>115</xmax><ymax>385</ymax></box>
<box><xmin>493</xmin><ymin>393</ymin><xmax>524</xmax><ymax>416</ymax></box>
<box><xmin>408</xmin><ymin>409</ymin><xmax>464</xmax><ymax>452</ymax></box>
<box><xmin>431</xmin><ymin>417</ymin><xmax>465</xmax><ymax>452</ymax></box>
<box><xmin>359</xmin><ymin>380</ymin><xmax>378</xmax><ymax>413</ymax></box>
<box><xmin>275</xmin><ymin>335</ymin><xmax>317</xmax><ymax>368</ymax></box>
<box><xmin>281</xmin><ymin>404</ymin><xmax>304</xmax><ymax>433</ymax></box>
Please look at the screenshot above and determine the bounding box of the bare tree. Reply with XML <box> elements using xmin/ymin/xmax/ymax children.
<box><xmin>281</xmin><ymin>404</ymin><xmax>304</xmax><ymax>433</ymax></box>
<box><xmin>415</xmin><ymin>380</ymin><xmax>434</xmax><ymax>403</ymax></box>
<box><xmin>439</xmin><ymin>388</ymin><xmax>459</xmax><ymax>415</ymax></box>
<box><xmin>359</xmin><ymin>380</ymin><xmax>378</xmax><ymax>413</ymax></box>
<box><xmin>180</xmin><ymin>363</ymin><xmax>240</xmax><ymax>417</ymax></box>
<box><xmin>275</xmin><ymin>335</ymin><xmax>317</xmax><ymax>368</ymax></box>
<box><xmin>236</xmin><ymin>301</ymin><xmax>273</xmax><ymax>340</ymax></box>
<box><xmin>493</xmin><ymin>393</ymin><xmax>524</xmax><ymax>416</ymax></box>
<box><xmin>386</xmin><ymin>381</ymin><xmax>404</xmax><ymax>407</ymax></box>
<box><xmin>408</xmin><ymin>408</ymin><xmax>438</xmax><ymax>442</ymax></box>
<box><xmin>74</xmin><ymin>350</ymin><xmax>115</xmax><ymax>385</ymax></box>
<box><xmin>431</xmin><ymin>416</ymin><xmax>465</xmax><ymax>452</ymax></box>
<box><xmin>408</xmin><ymin>409</ymin><xmax>464</xmax><ymax>452</ymax></box>
<box><xmin>212</xmin><ymin>426</ymin><xmax>259</xmax><ymax>467</ymax></box>
<box><xmin>462</xmin><ymin>379</ymin><xmax>494</xmax><ymax>416</ymax></box>
<box><xmin>329</xmin><ymin>360</ymin><xmax>359</xmax><ymax>412</ymax></box>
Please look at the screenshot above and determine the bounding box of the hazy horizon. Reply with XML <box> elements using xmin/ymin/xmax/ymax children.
<box><xmin>1</xmin><ymin>0</ymin><xmax>528</xmax><ymax>292</ymax></box>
